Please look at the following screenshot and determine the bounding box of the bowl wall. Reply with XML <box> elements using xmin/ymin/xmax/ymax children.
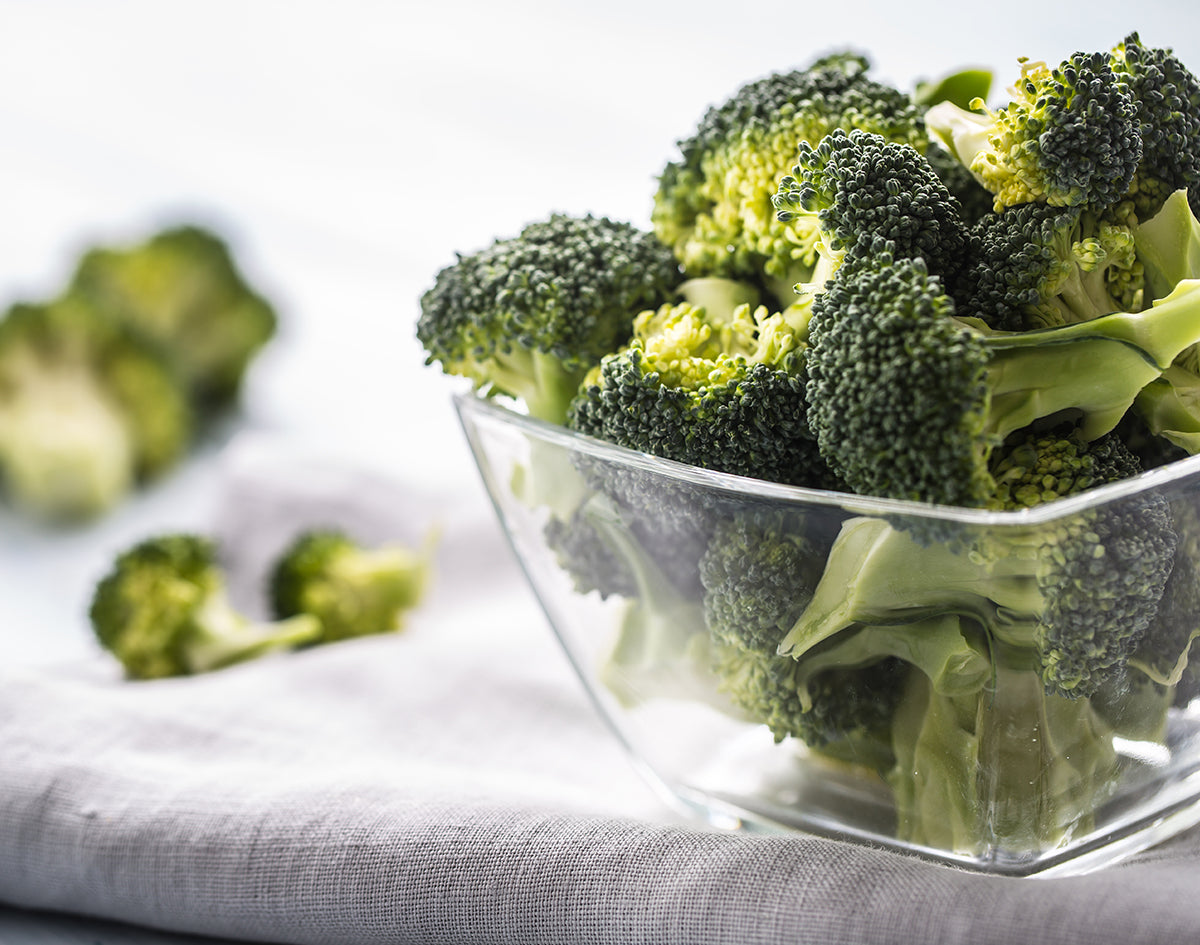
<box><xmin>455</xmin><ymin>392</ymin><xmax>1200</xmax><ymax>876</ymax></box>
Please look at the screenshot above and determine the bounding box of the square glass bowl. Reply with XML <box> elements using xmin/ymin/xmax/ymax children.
<box><xmin>454</xmin><ymin>391</ymin><xmax>1200</xmax><ymax>876</ymax></box>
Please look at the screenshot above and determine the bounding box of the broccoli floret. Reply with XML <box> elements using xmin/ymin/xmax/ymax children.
<box><xmin>418</xmin><ymin>213</ymin><xmax>681</xmax><ymax>425</ymax></box>
<box><xmin>651</xmin><ymin>53</ymin><xmax>926</xmax><ymax>306</ymax></box>
<box><xmin>965</xmin><ymin>201</ymin><xmax>1142</xmax><ymax>331</ymax></box>
<box><xmin>1109</xmin><ymin>32</ymin><xmax>1200</xmax><ymax>220</ymax></box>
<box><xmin>68</xmin><ymin>224</ymin><xmax>277</xmax><ymax>412</ymax></box>
<box><xmin>926</xmin><ymin>50</ymin><xmax>1142</xmax><ymax>213</ymax></box>
<box><xmin>269</xmin><ymin>529</ymin><xmax>433</xmax><ymax>642</ymax></box>
<box><xmin>568</xmin><ymin>299</ymin><xmax>836</xmax><ymax>490</ymax></box>
<box><xmin>773</xmin><ymin>129</ymin><xmax>972</xmax><ymax>294</ymax></box>
<box><xmin>781</xmin><ymin>430</ymin><xmax>1176</xmax><ymax>700</ymax></box>
<box><xmin>804</xmin><ymin>254</ymin><xmax>1200</xmax><ymax>506</ymax></box>
<box><xmin>90</xmin><ymin>534</ymin><xmax>321</xmax><ymax>679</ymax></box>
<box><xmin>0</xmin><ymin>297</ymin><xmax>193</xmax><ymax>521</ymax></box>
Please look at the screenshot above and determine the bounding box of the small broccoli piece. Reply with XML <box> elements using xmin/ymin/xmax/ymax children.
<box><xmin>773</xmin><ymin>129</ymin><xmax>972</xmax><ymax>293</ymax></box>
<box><xmin>544</xmin><ymin>503</ymin><xmax>639</xmax><ymax>601</ymax></box>
<box><xmin>1109</xmin><ymin>32</ymin><xmax>1200</xmax><ymax>220</ymax></box>
<box><xmin>804</xmin><ymin>254</ymin><xmax>1200</xmax><ymax>506</ymax></box>
<box><xmin>90</xmin><ymin>534</ymin><xmax>321</xmax><ymax>679</ymax></box>
<box><xmin>651</xmin><ymin>53</ymin><xmax>926</xmax><ymax>305</ymax></box>
<box><xmin>418</xmin><ymin>213</ymin><xmax>681</xmax><ymax>425</ymax></box>
<box><xmin>965</xmin><ymin>201</ymin><xmax>1142</xmax><ymax>331</ymax></box>
<box><xmin>0</xmin><ymin>297</ymin><xmax>193</xmax><ymax>522</ymax></box>
<box><xmin>568</xmin><ymin>299</ymin><xmax>837</xmax><ymax>490</ymax></box>
<box><xmin>68</xmin><ymin>224</ymin><xmax>277</xmax><ymax>412</ymax></box>
<box><xmin>926</xmin><ymin>50</ymin><xmax>1142</xmax><ymax>213</ymax></box>
<box><xmin>269</xmin><ymin>529</ymin><xmax>433</xmax><ymax>642</ymax></box>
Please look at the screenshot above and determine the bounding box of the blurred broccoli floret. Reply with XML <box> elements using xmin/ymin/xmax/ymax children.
<box><xmin>90</xmin><ymin>534</ymin><xmax>320</xmax><ymax>679</ymax></box>
<box><xmin>417</xmin><ymin>213</ymin><xmax>681</xmax><ymax>425</ymax></box>
<box><xmin>68</xmin><ymin>224</ymin><xmax>278</xmax><ymax>412</ymax></box>
<box><xmin>269</xmin><ymin>529</ymin><xmax>433</xmax><ymax>642</ymax></box>
<box><xmin>652</xmin><ymin>52</ymin><xmax>926</xmax><ymax>305</ymax></box>
<box><xmin>0</xmin><ymin>297</ymin><xmax>193</xmax><ymax>522</ymax></box>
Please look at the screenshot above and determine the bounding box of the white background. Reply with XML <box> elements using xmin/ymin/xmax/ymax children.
<box><xmin>1</xmin><ymin>1</ymin><xmax>1198</xmax><ymax>666</ymax></box>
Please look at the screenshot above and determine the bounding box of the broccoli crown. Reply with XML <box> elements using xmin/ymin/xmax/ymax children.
<box><xmin>1110</xmin><ymin>32</ymin><xmax>1200</xmax><ymax>219</ymax></box>
<box><xmin>69</xmin><ymin>225</ymin><xmax>278</xmax><ymax>411</ymax></box>
<box><xmin>269</xmin><ymin>528</ymin><xmax>430</xmax><ymax>642</ymax></box>
<box><xmin>991</xmin><ymin>431</ymin><xmax>1177</xmax><ymax>698</ymax></box>
<box><xmin>699</xmin><ymin>508</ymin><xmax>827</xmax><ymax>654</ymax></box>
<box><xmin>0</xmin><ymin>297</ymin><xmax>193</xmax><ymax>521</ymax></box>
<box><xmin>90</xmin><ymin>534</ymin><xmax>320</xmax><ymax>679</ymax></box>
<box><xmin>966</xmin><ymin>202</ymin><xmax>1141</xmax><ymax>331</ymax></box>
<box><xmin>774</xmin><ymin>129</ymin><xmax>972</xmax><ymax>288</ymax></box>
<box><xmin>417</xmin><ymin>213</ymin><xmax>680</xmax><ymax>424</ymax></box>
<box><xmin>568</xmin><ymin>300</ymin><xmax>836</xmax><ymax>489</ymax></box>
<box><xmin>710</xmin><ymin>635</ymin><xmax>906</xmax><ymax>749</ymax></box>
<box><xmin>805</xmin><ymin>255</ymin><xmax>993</xmax><ymax>506</ymax></box>
<box><xmin>927</xmin><ymin>51</ymin><xmax>1142</xmax><ymax>213</ymax></box>
<box><xmin>652</xmin><ymin>54</ymin><xmax>925</xmax><ymax>303</ymax></box>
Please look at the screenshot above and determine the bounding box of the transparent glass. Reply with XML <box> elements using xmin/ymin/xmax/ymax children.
<box><xmin>454</xmin><ymin>391</ymin><xmax>1200</xmax><ymax>876</ymax></box>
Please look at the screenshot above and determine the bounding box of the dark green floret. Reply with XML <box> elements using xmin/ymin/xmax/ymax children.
<box><xmin>417</xmin><ymin>213</ymin><xmax>681</xmax><ymax>424</ymax></box>
<box><xmin>652</xmin><ymin>53</ymin><xmax>926</xmax><ymax>305</ymax></box>
<box><xmin>90</xmin><ymin>534</ymin><xmax>321</xmax><ymax>680</ymax></box>
<box><xmin>68</xmin><ymin>224</ymin><xmax>278</xmax><ymax>412</ymax></box>
<box><xmin>270</xmin><ymin>529</ymin><xmax>433</xmax><ymax>642</ymax></box>
<box><xmin>804</xmin><ymin>254</ymin><xmax>1200</xmax><ymax>506</ymax></box>
<box><xmin>0</xmin><ymin>297</ymin><xmax>193</xmax><ymax>522</ymax></box>
<box><xmin>927</xmin><ymin>50</ymin><xmax>1142</xmax><ymax>213</ymax></box>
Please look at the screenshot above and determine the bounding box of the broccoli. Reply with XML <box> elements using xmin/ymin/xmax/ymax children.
<box><xmin>0</xmin><ymin>297</ymin><xmax>193</xmax><ymax>522</ymax></box>
<box><xmin>926</xmin><ymin>49</ymin><xmax>1142</xmax><ymax>213</ymax></box>
<box><xmin>269</xmin><ymin>528</ymin><xmax>433</xmax><ymax>642</ymax></box>
<box><xmin>90</xmin><ymin>534</ymin><xmax>321</xmax><ymax>679</ymax></box>
<box><xmin>68</xmin><ymin>224</ymin><xmax>278</xmax><ymax>412</ymax></box>
<box><xmin>1108</xmin><ymin>32</ymin><xmax>1200</xmax><ymax>220</ymax></box>
<box><xmin>780</xmin><ymin>430</ymin><xmax>1176</xmax><ymax>700</ymax></box>
<box><xmin>964</xmin><ymin>201</ymin><xmax>1142</xmax><ymax>331</ymax></box>
<box><xmin>773</xmin><ymin>129</ymin><xmax>973</xmax><ymax>293</ymax></box>
<box><xmin>417</xmin><ymin>213</ymin><xmax>681</xmax><ymax>425</ymax></box>
<box><xmin>651</xmin><ymin>53</ymin><xmax>926</xmax><ymax>306</ymax></box>
<box><xmin>567</xmin><ymin>298</ymin><xmax>836</xmax><ymax>490</ymax></box>
<box><xmin>803</xmin><ymin>253</ymin><xmax>1200</xmax><ymax>507</ymax></box>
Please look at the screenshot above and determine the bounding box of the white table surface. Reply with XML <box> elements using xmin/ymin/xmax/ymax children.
<box><xmin>2</xmin><ymin>2</ymin><xmax>1198</xmax><ymax>940</ymax></box>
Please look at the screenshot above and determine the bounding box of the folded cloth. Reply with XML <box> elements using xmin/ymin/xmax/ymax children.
<box><xmin>5</xmin><ymin>436</ymin><xmax>1200</xmax><ymax>945</ymax></box>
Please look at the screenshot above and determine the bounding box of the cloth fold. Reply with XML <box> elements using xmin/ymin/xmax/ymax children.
<box><xmin>5</xmin><ymin>435</ymin><xmax>1200</xmax><ymax>945</ymax></box>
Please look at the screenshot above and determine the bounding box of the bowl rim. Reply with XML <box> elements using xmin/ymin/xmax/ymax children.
<box><xmin>453</xmin><ymin>390</ymin><xmax>1200</xmax><ymax>526</ymax></box>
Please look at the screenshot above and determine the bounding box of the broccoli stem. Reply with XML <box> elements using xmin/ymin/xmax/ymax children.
<box><xmin>1133</xmin><ymin>189</ymin><xmax>1200</xmax><ymax>303</ymax></box>
<box><xmin>185</xmin><ymin>592</ymin><xmax>321</xmax><ymax>674</ymax></box>
<box><xmin>1134</xmin><ymin>366</ymin><xmax>1200</xmax><ymax>453</ymax></box>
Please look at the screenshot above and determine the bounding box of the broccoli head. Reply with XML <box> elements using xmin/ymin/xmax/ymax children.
<box><xmin>269</xmin><ymin>528</ymin><xmax>432</xmax><ymax>642</ymax></box>
<box><xmin>0</xmin><ymin>297</ymin><xmax>193</xmax><ymax>521</ymax></box>
<box><xmin>68</xmin><ymin>224</ymin><xmax>278</xmax><ymax>411</ymax></box>
<box><xmin>418</xmin><ymin>213</ymin><xmax>680</xmax><ymax>425</ymax></box>
<box><xmin>927</xmin><ymin>50</ymin><xmax>1142</xmax><ymax>213</ymax></box>
<box><xmin>652</xmin><ymin>53</ymin><xmax>926</xmax><ymax>305</ymax></box>
<box><xmin>90</xmin><ymin>534</ymin><xmax>321</xmax><ymax>679</ymax></box>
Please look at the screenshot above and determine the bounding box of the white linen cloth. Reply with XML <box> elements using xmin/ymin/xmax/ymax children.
<box><xmin>4</xmin><ymin>438</ymin><xmax>1200</xmax><ymax>945</ymax></box>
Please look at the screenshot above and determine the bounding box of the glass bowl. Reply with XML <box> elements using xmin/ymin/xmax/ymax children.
<box><xmin>454</xmin><ymin>391</ymin><xmax>1200</xmax><ymax>876</ymax></box>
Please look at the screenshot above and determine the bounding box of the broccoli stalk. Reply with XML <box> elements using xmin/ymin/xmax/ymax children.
<box><xmin>90</xmin><ymin>534</ymin><xmax>321</xmax><ymax>680</ymax></box>
<box><xmin>269</xmin><ymin>529</ymin><xmax>434</xmax><ymax>642</ymax></box>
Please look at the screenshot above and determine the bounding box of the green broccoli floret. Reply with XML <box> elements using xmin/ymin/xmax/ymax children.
<box><xmin>567</xmin><ymin>299</ymin><xmax>836</xmax><ymax>490</ymax></box>
<box><xmin>269</xmin><ymin>529</ymin><xmax>433</xmax><ymax>642</ymax></box>
<box><xmin>68</xmin><ymin>224</ymin><xmax>278</xmax><ymax>412</ymax></box>
<box><xmin>781</xmin><ymin>430</ymin><xmax>1176</xmax><ymax>700</ymax></box>
<box><xmin>773</xmin><ymin>129</ymin><xmax>972</xmax><ymax>292</ymax></box>
<box><xmin>1109</xmin><ymin>32</ymin><xmax>1200</xmax><ymax>220</ymax></box>
<box><xmin>418</xmin><ymin>213</ymin><xmax>681</xmax><ymax>425</ymax></box>
<box><xmin>965</xmin><ymin>201</ymin><xmax>1142</xmax><ymax>331</ymax></box>
<box><xmin>926</xmin><ymin>50</ymin><xmax>1142</xmax><ymax>213</ymax></box>
<box><xmin>0</xmin><ymin>297</ymin><xmax>193</xmax><ymax>522</ymax></box>
<box><xmin>90</xmin><ymin>534</ymin><xmax>321</xmax><ymax>679</ymax></box>
<box><xmin>651</xmin><ymin>53</ymin><xmax>926</xmax><ymax>306</ymax></box>
<box><xmin>804</xmin><ymin>253</ymin><xmax>1200</xmax><ymax>506</ymax></box>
